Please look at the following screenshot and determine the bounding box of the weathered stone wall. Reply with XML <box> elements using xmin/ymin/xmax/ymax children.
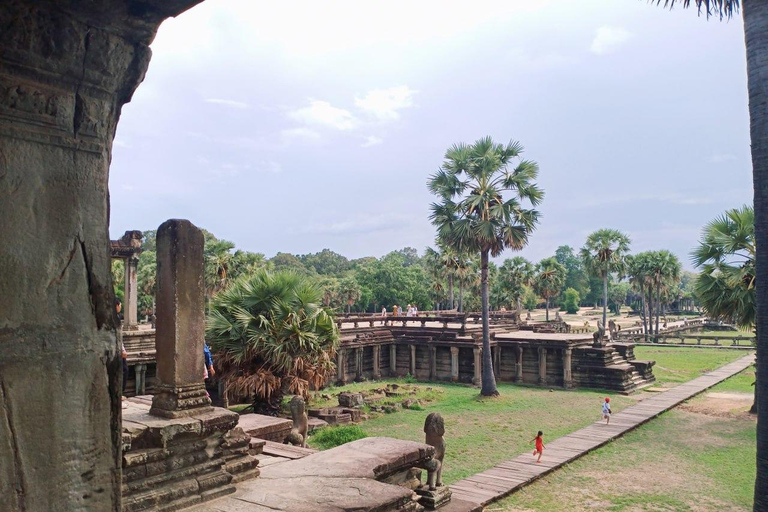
<box><xmin>0</xmin><ymin>2</ymin><xmax>201</xmax><ymax>509</ymax></box>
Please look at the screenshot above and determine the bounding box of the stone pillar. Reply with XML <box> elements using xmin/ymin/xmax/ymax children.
<box><xmin>450</xmin><ymin>347</ymin><xmax>460</xmax><ymax>382</ymax></box>
<box><xmin>390</xmin><ymin>344</ymin><xmax>397</xmax><ymax>375</ymax></box>
<box><xmin>337</xmin><ymin>349</ymin><xmax>346</xmax><ymax>384</ymax></box>
<box><xmin>515</xmin><ymin>345</ymin><xmax>523</xmax><ymax>382</ymax></box>
<box><xmin>150</xmin><ymin>220</ymin><xmax>212</xmax><ymax>418</ymax></box>
<box><xmin>493</xmin><ymin>346</ymin><xmax>501</xmax><ymax>380</ymax></box>
<box><xmin>472</xmin><ymin>347</ymin><xmax>482</xmax><ymax>385</ymax></box>
<box><xmin>563</xmin><ymin>347</ymin><xmax>573</xmax><ymax>389</ymax></box>
<box><xmin>135</xmin><ymin>363</ymin><xmax>146</xmax><ymax>396</ymax></box>
<box><xmin>123</xmin><ymin>255</ymin><xmax>140</xmax><ymax>330</ymax></box>
<box><xmin>373</xmin><ymin>345</ymin><xmax>381</xmax><ymax>379</ymax></box>
<box><xmin>0</xmin><ymin>3</ymin><xmax>200</xmax><ymax>509</ymax></box>
<box><xmin>355</xmin><ymin>347</ymin><xmax>363</xmax><ymax>380</ymax></box>
<box><xmin>410</xmin><ymin>344</ymin><xmax>417</xmax><ymax>376</ymax></box>
<box><xmin>538</xmin><ymin>347</ymin><xmax>547</xmax><ymax>385</ymax></box>
<box><xmin>429</xmin><ymin>346</ymin><xmax>437</xmax><ymax>380</ymax></box>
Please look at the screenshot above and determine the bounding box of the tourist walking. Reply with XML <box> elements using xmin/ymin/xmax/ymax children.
<box><xmin>406</xmin><ymin>304</ymin><xmax>414</xmax><ymax>317</ymax></box>
<box><xmin>381</xmin><ymin>306</ymin><xmax>387</xmax><ymax>317</ymax></box>
<box><xmin>530</xmin><ymin>431</ymin><xmax>545</xmax><ymax>463</ymax></box>
<box><xmin>393</xmin><ymin>305</ymin><xmax>399</xmax><ymax>317</ymax></box>
<box><xmin>602</xmin><ymin>397</ymin><xmax>611</xmax><ymax>424</ymax></box>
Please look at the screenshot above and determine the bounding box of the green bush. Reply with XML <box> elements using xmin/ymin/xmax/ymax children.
<box><xmin>563</xmin><ymin>288</ymin><xmax>580</xmax><ymax>314</ymax></box>
<box><xmin>309</xmin><ymin>425</ymin><xmax>368</xmax><ymax>450</ymax></box>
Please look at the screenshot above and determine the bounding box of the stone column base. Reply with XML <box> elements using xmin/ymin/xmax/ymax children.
<box><xmin>416</xmin><ymin>485</ymin><xmax>452</xmax><ymax>509</ymax></box>
<box><xmin>150</xmin><ymin>382</ymin><xmax>212</xmax><ymax>418</ymax></box>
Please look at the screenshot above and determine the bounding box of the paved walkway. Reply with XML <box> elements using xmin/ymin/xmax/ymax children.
<box><xmin>449</xmin><ymin>354</ymin><xmax>755</xmax><ymax>506</ymax></box>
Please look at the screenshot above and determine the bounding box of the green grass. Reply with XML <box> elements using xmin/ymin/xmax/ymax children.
<box><xmin>496</xmin><ymin>407</ymin><xmax>756</xmax><ymax>511</ymax></box>
<box><xmin>709</xmin><ymin>364</ymin><xmax>756</xmax><ymax>394</ymax></box>
<box><xmin>634</xmin><ymin>346</ymin><xmax>748</xmax><ymax>386</ymax></box>
<box><xmin>309</xmin><ymin>425</ymin><xmax>368</xmax><ymax>450</ymax></box>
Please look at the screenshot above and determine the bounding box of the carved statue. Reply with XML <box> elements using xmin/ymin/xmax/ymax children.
<box><xmin>555</xmin><ymin>311</ymin><xmax>562</xmax><ymax>322</ymax></box>
<box><xmin>284</xmin><ymin>395</ymin><xmax>308</xmax><ymax>448</ymax></box>
<box><xmin>593</xmin><ymin>320</ymin><xmax>606</xmax><ymax>347</ymax></box>
<box><xmin>608</xmin><ymin>319</ymin><xmax>618</xmax><ymax>339</ymax></box>
<box><xmin>526</xmin><ymin>311</ymin><xmax>532</xmax><ymax>321</ymax></box>
<box><xmin>423</xmin><ymin>412</ymin><xmax>445</xmax><ymax>490</ymax></box>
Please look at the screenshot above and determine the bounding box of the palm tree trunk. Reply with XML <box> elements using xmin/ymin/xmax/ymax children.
<box><xmin>655</xmin><ymin>281</ymin><xmax>661</xmax><ymax>335</ymax></box>
<box><xmin>448</xmin><ymin>275</ymin><xmax>455</xmax><ymax>310</ymax></box>
<box><xmin>602</xmin><ymin>273</ymin><xmax>608</xmax><ymax>327</ymax></box>
<box><xmin>745</xmin><ymin>4</ymin><xmax>768</xmax><ymax>507</ymax></box>
<box><xmin>647</xmin><ymin>283</ymin><xmax>654</xmax><ymax>338</ymax></box>
<box><xmin>640</xmin><ymin>283</ymin><xmax>648</xmax><ymax>342</ymax></box>
<box><xmin>546</xmin><ymin>297</ymin><xmax>550</xmax><ymax>321</ymax></box>
<box><xmin>480</xmin><ymin>250</ymin><xmax>498</xmax><ymax>396</ymax></box>
<box><xmin>458</xmin><ymin>281</ymin><xmax>464</xmax><ymax>312</ymax></box>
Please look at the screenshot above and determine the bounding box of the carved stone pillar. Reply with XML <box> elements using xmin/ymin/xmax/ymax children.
<box><xmin>124</xmin><ymin>255</ymin><xmax>139</xmax><ymax>330</ymax></box>
<box><xmin>373</xmin><ymin>345</ymin><xmax>381</xmax><ymax>379</ymax></box>
<box><xmin>356</xmin><ymin>347</ymin><xmax>363</xmax><ymax>381</ymax></box>
<box><xmin>450</xmin><ymin>347</ymin><xmax>459</xmax><ymax>382</ymax></box>
<box><xmin>337</xmin><ymin>348</ymin><xmax>346</xmax><ymax>384</ymax></box>
<box><xmin>493</xmin><ymin>346</ymin><xmax>501</xmax><ymax>380</ymax></box>
<box><xmin>134</xmin><ymin>363</ymin><xmax>146</xmax><ymax>396</ymax></box>
<box><xmin>0</xmin><ymin>2</ymin><xmax>201</xmax><ymax>508</ymax></box>
<box><xmin>515</xmin><ymin>345</ymin><xmax>523</xmax><ymax>382</ymax></box>
<box><xmin>390</xmin><ymin>344</ymin><xmax>397</xmax><ymax>375</ymax></box>
<box><xmin>429</xmin><ymin>346</ymin><xmax>437</xmax><ymax>380</ymax></box>
<box><xmin>150</xmin><ymin>220</ymin><xmax>211</xmax><ymax>418</ymax></box>
<box><xmin>472</xmin><ymin>347</ymin><xmax>482</xmax><ymax>385</ymax></box>
<box><xmin>410</xmin><ymin>344</ymin><xmax>417</xmax><ymax>376</ymax></box>
<box><xmin>563</xmin><ymin>347</ymin><xmax>573</xmax><ymax>389</ymax></box>
<box><xmin>538</xmin><ymin>347</ymin><xmax>547</xmax><ymax>385</ymax></box>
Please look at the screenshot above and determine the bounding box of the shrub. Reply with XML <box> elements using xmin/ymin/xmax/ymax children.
<box><xmin>309</xmin><ymin>425</ymin><xmax>368</xmax><ymax>450</ymax></box>
<box><xmin>563</xmin><ymin>288</ymin><xmax>580</xmax><ymax>314</ymax></box>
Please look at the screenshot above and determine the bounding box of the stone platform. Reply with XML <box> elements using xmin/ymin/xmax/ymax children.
<box><xmin>122</xmin><ymin>397</ymin><xmax>259</xmax><ymax>512</ymax></box>
<box><xmin>237</xmin><ymin>413</ymin><xmax>293</xmax><ymax>442</ymax></box>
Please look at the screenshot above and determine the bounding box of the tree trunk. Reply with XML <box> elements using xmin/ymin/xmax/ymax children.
<box><xmin>458</xmin><ymin>282</ymin><xmax>464</xmax><ymax>312</ymax></box>
<box><xmin>655</xmin><ymin>281</ymin><xmax>661</xmax><ymax>335</ymax></box>
<box><xmin>480</xmin><ymin>250</ymin><xmax>498</xmax><ymax>396</ymax></box>
<box><xmin>545</xmin><ymin>297</ymin><xmax>550</xmax><ymax>321</ymax></box>
<box><xmin>744</xmin><ymin>4</ymin><xmax>768</xmax><ymax>508</ymax></box>
<box><xmin>448</xmin><ymin>275</ymin><xmax>455</xmax><ymax>310</ymax></box>
<box><xmin>647</xmin><ymin>283</ymin><xmax>654</xmax><ymax>338</ymax></box>
<box><xmin>602</xmin><ymin>273</ymin><xmax>608</xmax><ymax>327</ymax></box>
<box><xmin>640</xmin><ymin>283</ymin><xmax>648</xmax><ymax>342</ymax></box>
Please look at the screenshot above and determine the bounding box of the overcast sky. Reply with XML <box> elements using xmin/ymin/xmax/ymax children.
<box><xmin>109</xmin><ymin>0</ymin><xmax>752</xmax><ymax>269</ymax></box>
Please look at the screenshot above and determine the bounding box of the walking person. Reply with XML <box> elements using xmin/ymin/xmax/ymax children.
<box><xmin>530</xmin><ymin>431</ymin><xmax>545</xmax><ymax>463</ymax></box>
<box><xmin>602</xmin><ymin>397</ymin><xmax>611</xmax><ymax>424</ymax></box>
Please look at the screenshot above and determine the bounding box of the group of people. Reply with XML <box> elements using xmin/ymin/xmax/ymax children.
<box><xmin>381</xmin><ymin>304</ymin><xmax>419</xmax><ymax>317</ymax></box>
<box><xmin>531</xmin><ymin>397</ymin><xmax>611</xmax><ymax>463</ymax></box>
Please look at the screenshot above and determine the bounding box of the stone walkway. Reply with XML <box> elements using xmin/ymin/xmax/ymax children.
<box><xmin>449</xmin><ymin>353</ymin><xmax>755</xmax><ymax>506</ymax></box>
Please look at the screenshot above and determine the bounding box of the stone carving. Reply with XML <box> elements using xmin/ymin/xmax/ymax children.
<box><xmin>423</xmin><ymin>412</ymin><xmax>445</xmax><ymax>489</ymax></box>
<box><xmin>285</xmin><ymin>395</ymin><xmax>309</xmax><ymax>448</ymax></box>
<box><xmin>555</xmin><ymin>311</ymin><xmax>562</xmax><ymax>322</ymax></box>
<box><xmin>608</xmin><ymin>319</ymin><xmax>617</xmax><ymax>339</ymax></box>
<box><xmin>526</xmin><ymin>311</ymin><xmax>532</xmax><ymax>321</ymax></box>
<box><xmin>593</xmin><ymin>320</ymin><xmax>606</xmax><ymax>347</ymax></box>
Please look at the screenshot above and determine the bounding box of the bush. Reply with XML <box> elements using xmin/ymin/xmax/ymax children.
<box><xmin>309</xmin><ymin>425</ymin><xmax>368</xmax><ymax>450</ymax></box>
<box><xmin>563</xmin><ymin>288</ymin><xmax>580</xmax><ymax>314</ymax></box>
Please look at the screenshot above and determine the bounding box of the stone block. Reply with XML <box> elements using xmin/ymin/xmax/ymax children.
<box><xmin>416</xmin><ymin>485</ymin><xmax>452</xmax><ymax>509</ymax></box>
<box><xmin>338</xmin><ymin>391</ymin><xmax>365</xmax><ymax>407</ymax></box>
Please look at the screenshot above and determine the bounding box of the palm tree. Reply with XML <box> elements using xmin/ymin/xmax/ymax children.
<box><xmin>454</xmin><ymin>252</ymin><xmax>478</xmax><ymax>313</ymax></box>
<box><xmin>338</xmin><ymin>276</ymin><xmax>362</xmax><ymax>314</ymax></box>
<box><xmin>429</xmin><ymin>136</ymin><xmax>543</xmax><ymax>396</ymax></box>
<box><xmin>627</xmin><ymin>253</ymin><xmax>653</xmax><ymax>341</ymax></box>
<box><xmin>533</xmin><ymin>257</ymin><xmax>566</xmax><ymax>321</ymax></box>
<box><xmin>206</xmin><ymin>270</ymin><xmax>339</xmax><ymax>415</ymax></box>
<box><xmin>580</xmin><ymin>229</ymin><xmax>631</xmax><ymax>328</ymax></box>
<box><xmin>649</xmin><ymin>250</ymin><xmax>682</xmax><ymax>334</ymax></box>
<box><xmin>656</xmin><ymin>4</ymin><xmax>768</xmax><ymax>508</ymax></box>
<box><xmin>498</xmin><ymin>256</ymin><xmax>535</xmax><ymax>315</ymax></box>
<box><xmin>425</xmin><ymin>244</ymin><xmax>459</xmax><ymax>310</ymax></box>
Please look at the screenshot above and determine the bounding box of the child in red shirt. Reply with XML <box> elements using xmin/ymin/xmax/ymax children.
<box><xmin>530</xmin><ymin>431</ymin><xmax>544</xmax><ymax>463</ymax></box>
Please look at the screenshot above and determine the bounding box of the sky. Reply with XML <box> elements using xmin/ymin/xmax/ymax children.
<box><xmin>109</xmin><ymin>0</ymin><xmax>752</xmax><ymax>269</ymax></box>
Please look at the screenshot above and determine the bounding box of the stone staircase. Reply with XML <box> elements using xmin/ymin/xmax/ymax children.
<box><xmin>572</xmin><ymin>343</ymin><xmax>655</xmax><ymax>394</ymax></box>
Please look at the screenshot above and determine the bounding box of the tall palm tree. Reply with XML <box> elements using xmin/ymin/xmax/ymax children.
<box><xmin>649</xmin><ymin>250</ymin><xmax>682</xmax><ymax>334</ymax></box>
<box><xmin>580</xmin><ymin>229</ymin><xmax>631</xmax><ymax>328</ymax></box>
<box><xmin>206</xmin><ymin>270</ymin><xmax>339</xmax><ymax>415</ymax></box>
<box><xmin>498</xmin><ymin>256</ymin><xmax>535</xmax><ymax>315</ymax></box>
<box><xmin>533</xmin><ymin>257</ymin><xmax>566</xmax><ymax>321</ymax></box>
<box><xmin>429</xmin><ymin>136</ymin><xmax>543</xmax><ymax>396</ymax></box>
<box><xmin>454</xmin><ymin>252</ymin><xmax>478</xmax><ymax>313</ymax></box>
<box><xmin>627</xmin><ymin>252</ymin><xmax>653</xmax><ymax>341</ymax></box>
<box><xmin>656</xmin><ymin>4</ymin><xmax>768</xmax><ymax>509</ymax></box>
<box><xmin>338</xmin><ymin>276</ymin><xmax>362</xmax><ymax>314</ymax></box>
<box><xmin>425</xmin><ymin>244</ymin><xmax>459</xmax><ymax>310</ymax></box>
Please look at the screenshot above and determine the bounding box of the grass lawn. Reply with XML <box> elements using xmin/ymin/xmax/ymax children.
<box><xmin>634</xmin><ymin>346</ymin><xmax>750</xmax><ymax>386</ymax></box>
<box><xmin>497</xmin><ymin>372</ymin><xmax>757</xmax><ymax>512</ymax></box>
<box><xmin>308</xmin><ymin>381</ymin><xmax>636</xmax><ymax>484</ymax></box>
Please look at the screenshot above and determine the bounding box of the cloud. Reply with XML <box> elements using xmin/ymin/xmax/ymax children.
<box><xmin>708</xmin><ymin>153</ymin><xmax>738</xmax><ymax>163</ymax></box>
<box><xmin>305</xmin><ymin>213</ymin><xmax>409</xmax><ymax>235</ymax></box>
<box><xmin>355</xmin><ymin>86</ymin><xmax>416</xmax><ymax>121</ymax></box>
<box><xmin>361</xmin><ymin>135</ymin><xmax>383</xmax><ymax>148</ymax></box>
<box><xmin>281</xmin><ymin>127</ymin><xmax>322</xmax><ymax>143</ymax></box>
<box><xmin>205</xmin><ymin>98</ymin><xmax>250</xmax><ymax>109</ymax></box>
<box><xmin>254</xmin><ymin>160</ymin><xmax>283</xmax><ymax>174</ymax></box>
<box><xmin>590</xmin><ymin>26</ymin><xmax>632</xmax><ymax>55</ymax></box>
<box><xmin>113</xmin><ymin>138</ymin><xmax>132</xmax><ymax>148</ymax></box>
<box><xmin>289</xmin><ymin>100</ymin><xmax>358</xmax><ymax>130</ymax></box>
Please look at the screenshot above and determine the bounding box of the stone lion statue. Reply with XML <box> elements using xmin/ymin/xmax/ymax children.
<box><xmin>593</xmin><ymin>320</ymin><xmax>606</xmax><ymax>347</ymax></box>
<box><xmin>284</xmin><ymin>395</ymin><xmax>308</xmax><ymax>448</ymax></box>
<box><xmin>423</xmin><ymin>412</ymin><xmax>445</xmax><ymax>490</ymax></box>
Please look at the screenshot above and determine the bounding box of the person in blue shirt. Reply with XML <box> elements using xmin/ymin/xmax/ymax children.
<box><xmin>203</xmin><ymin>343</ymin><xmax>215</xmax><ymax>379</ymax></box>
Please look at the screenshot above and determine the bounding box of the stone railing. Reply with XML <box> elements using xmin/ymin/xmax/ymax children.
<box><xmin>653</xmin><ymin>334</ymin><xmax>754</xmax><ymax>347</ymax></box>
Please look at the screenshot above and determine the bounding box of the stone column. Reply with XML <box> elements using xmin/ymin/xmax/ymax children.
<box><xmin>515</xmin><ymin>345</ymin><xmax>523</xmax><ymax>382</ymax></box>
<box><xmin>135</xmin><ymin>363</ymin><xmax>146</xmax><ymax>396</ymax></box>
<box><xmin>472</xmin><ymin>347</ymin><xmax>482</xmax><ymax>385</ymax></box>
<box><xmin>123</xmin><ymin>255</ymin><xmax>140</xmax><ymax>330</ymax></box>
<box><xmin>429</xmin><ymin>346</ymin><xmax>437</xmax><ymax>380</ymax></box>
<box><xmin>410</xmin><ymin>344</ymin><xmax>417</xmax><ymax>376</ymax></box>
<box><xmin>150</xmin><ymin>220</ymin><xmax>212</xmax><ymax>418</ymax></box>
<box><xmin>493</xmin><ymin>346</ymin><xmax>501</xmax><ymax>380</ymax></box>
<box><xmin>355</xmin><ymin>347</ymin><xmax>363</xmax><ymax>380</ymax></box>
<box><xmin>337</xmin><ymin>349</ymin><xmax>346</xmax><ymax>384</ymax></box>
<box><xmin>450</xmin><ymin>347</ymin><xmax>460</xmax><ymax>382</ymax></box>
<box><xmin>373</xmin><ymin>345</ymin><xmax>381</xmax><ymax>379</ymax></box>
<box><xmin>390</xmin><ymin>344</ymin><xmax>397</xmax><ymax>375</ymax></box>
<box><xmin>538</xmin><ymin>347</ymin><xmax>547</xmax><ymax>385</ymax></box>
<box><xmin>0</xmin><ymin>3</ymin><xmax>200</xmax><ymax>509</ymax></box>
<box><xmin>563</xmin><ymin>347</ymin><xmax>573</xmax><ymax>389</ymax></box>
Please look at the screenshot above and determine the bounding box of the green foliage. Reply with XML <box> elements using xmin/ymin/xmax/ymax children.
<box><xmin>206</xmin><ymin>270</ymin><xmax>339</xmax><ymax>412</ymax></box>
<box><xmin>300</xmin><ymin>249</ymin><xmax>351</xmax><ymax>275</ymax></box>
<box><xmin>111</xmin><ymin>259</ymin><xmax>125</xmax><ymax>303</ymax></box>
<box><xmin>563</xmin><ymin>287</ymin><xmax>580</xmax><ymax>314</ymax></box>
<box><xmin>555</xmin><ymin>245</ymin><xmax>590</xmax><ymax>302</ymax></box>
<box><xmin>309</xmin><ymin>425</ymin><xmax>368</xmax><ymax>450</ymax></box>
<box><xmin>608</xmin><ymin>282</ymin><xmax>630</xmax><ymax>315</ymax></box>
<box><xmin>533</xmin><ymin>257</ymin><xmax>566</xmax><ymax>320</ymax></box>
<box><xmin>522</xmin><ymin>286</ymin><xmax>539</xmax><ymax>310</ymax></box>
<box><xmin>691</xmin><ymin>205</ymin><xmax>754</xmax><ymax>329</ymax></box>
